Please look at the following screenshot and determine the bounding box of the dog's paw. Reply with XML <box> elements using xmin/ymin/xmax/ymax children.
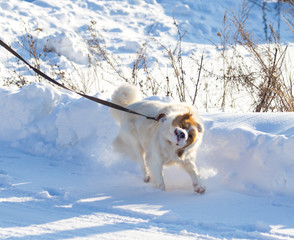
<box><xmin>193</xmin><ymin>183</ymin><xmax>206</xmax><ymax>194</ymax></box>
<box><xmin>144</xmin><ymin>176</ymin><xmax>151</xmax><ymax>183</ymax></box>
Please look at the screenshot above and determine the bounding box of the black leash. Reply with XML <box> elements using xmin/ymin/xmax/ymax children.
<box><xmin>0</xmin><ymin>39</ymin><xmax>158</xmax><ymax>121</ymax></box>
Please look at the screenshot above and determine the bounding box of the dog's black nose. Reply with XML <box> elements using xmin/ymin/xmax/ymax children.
<box><xmin>175</xmin><ymin>128</ymin><xmax>186</xmax><ymax>140</ymax></box>
<box><xmin>179</xmin><ymin>131</ymin><xmax>185</xmax><ymax>139</ymax></box>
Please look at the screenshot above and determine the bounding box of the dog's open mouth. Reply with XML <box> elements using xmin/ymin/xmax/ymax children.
<box><xmin>174</xmin><ymin>129</ymin><xmax>186</xmax><ymax>146</ymax></box>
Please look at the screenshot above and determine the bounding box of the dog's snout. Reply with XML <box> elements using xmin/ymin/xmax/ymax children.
<box><xmin>179</xmin><ymin>131</ymin><xmax>185</xmax><ymax>139</ymax></box>
<box><xmin>175</xmin><ymin>128</ymin><xmax>186</xmax><ymax>139</ymax></box>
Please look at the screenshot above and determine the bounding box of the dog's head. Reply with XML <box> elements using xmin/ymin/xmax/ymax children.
<box><xmin>159</xmin><ymin>112</ymin><xmax>203</xmax><ymax>157</ymax></box>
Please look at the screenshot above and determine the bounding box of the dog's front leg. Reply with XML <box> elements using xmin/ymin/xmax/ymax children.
<box><xmin>141</xmin><ymin>156</ymin><xmax>151</xmax><ymax>183</ymax></box>
<box><xmin>182</xmin><ymin>161</ymin><xmax>205</xmax><ymax>194</ymax></box>
<box><xmin>146</xmin><ymin>151</ymin><xmax>165</xmax><ymax>190</ymax></box>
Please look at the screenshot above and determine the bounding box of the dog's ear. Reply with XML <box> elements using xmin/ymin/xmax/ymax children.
<box><xmin>197</xmin><ymin>122</ymin><xmax>203</xmax><ymax>133</ymax></box>
<box><xmin>157</xmin><ymin>113</ymin><xmax>167</xmax><ymax>122</ymax></box>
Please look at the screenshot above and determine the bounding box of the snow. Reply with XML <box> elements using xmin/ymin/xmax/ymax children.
<box><xmin>202</xmin><ymin>113</ymin><xmax>294</xmax><ymax>196</ymax></box>
<box><xmin>0</xmin><ymin>0</ymin><xmax>294</xmax><ymax>239</ymax></box>
<box><xmin>1</xmin><ymin>82</ymin><xmax>294</xmax><ymax>240</ymax></box>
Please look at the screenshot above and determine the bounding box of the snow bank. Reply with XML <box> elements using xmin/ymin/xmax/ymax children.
<box><xmin>201</xmin><ymin>113</ymin><xmax>294</xmax><ymax>196</ymax></box>
<box><xmin>0</xmin><ymin>83</ymin><xmax>115</xmax><ymax>162</ymax></box>
<box><xmin>1</xmin><ymin>83</ymin><xmax>293</xmax><ymax>196</ymax></box>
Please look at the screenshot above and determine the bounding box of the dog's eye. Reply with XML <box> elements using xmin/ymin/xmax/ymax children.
<box><xmin>188</xmin><ymin>134</ymin><xmax>193</xmax><ymax>139</ymax></box>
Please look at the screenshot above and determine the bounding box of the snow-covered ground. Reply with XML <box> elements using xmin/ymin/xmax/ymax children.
<box><xmin>1</xmin><ymin>83</ymin><xmax>294</xmax><ymax>239</ymax></box>
<box><xmin>0</xmin><ymin>0</ymin><xmax>294</xmax><ymax>239</ymax></box>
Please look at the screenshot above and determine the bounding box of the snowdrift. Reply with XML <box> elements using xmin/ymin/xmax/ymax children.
<box><xmin>1</xmin><ymin>83</ymin><xmax>293</xmax><ymax>196</ymax></box>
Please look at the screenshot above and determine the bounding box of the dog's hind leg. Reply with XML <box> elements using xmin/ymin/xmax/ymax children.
<box><xmin>113</xmin><ymin>123</ymin><xmax>151</xmax><ymax>183</ymax></box>
<box><xmin>146</xmin><ymin>151</ymin><xmax>165</xmax><ymax>190</ymax></box>
<box><xmin>120</xmin><ymin>133</ymin><xmax>150</xmax><ymax>183</ymax></box>
<box><xmin>135</xmin><ymin>148</ymin><xmax>151</xmax><ymax>183</ymax></box>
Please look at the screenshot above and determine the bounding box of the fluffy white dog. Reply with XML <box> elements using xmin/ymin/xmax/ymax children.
<box><xmin>110</xmin><ymin>84</ymin><xmax>205</xmax><ymax>194</ymax></box>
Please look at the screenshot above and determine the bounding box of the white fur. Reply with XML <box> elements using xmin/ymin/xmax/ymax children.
<box><xmin>110</xmin><ymin>84</ymin><xmax>205</xmax><ymax>193</ymax></box>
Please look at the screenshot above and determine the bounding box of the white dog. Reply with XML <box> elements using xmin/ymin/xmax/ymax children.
<box><xmin>110</xmin><ymin>84</ymin><xmax>205</xmax><ymax>194</ymax></box>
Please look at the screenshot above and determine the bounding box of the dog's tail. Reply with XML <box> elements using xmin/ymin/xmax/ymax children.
<box><xmin>110</xmin><ymin>84</ymin><xmax>142</xmax><ymax>123</ymax></box>
<box><xmin>111</xmin><ymin>83</ymin><xmax>142</xmax><ymax>107</ymax></box>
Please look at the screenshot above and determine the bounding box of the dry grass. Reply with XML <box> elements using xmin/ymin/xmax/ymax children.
<box><xmin>4</xmin><ymin>1</ymin><xmax>294</xmax><ymax>112</ymax></box>
<box><xmin>231</xmin><ymin>0</ymin><xmax>294</xmax><ymax>111</ymax></box>
<box><xmin>195</xmin><ymin>0</ymin><xmax>294</xmax><ymax>111</ymax></box>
